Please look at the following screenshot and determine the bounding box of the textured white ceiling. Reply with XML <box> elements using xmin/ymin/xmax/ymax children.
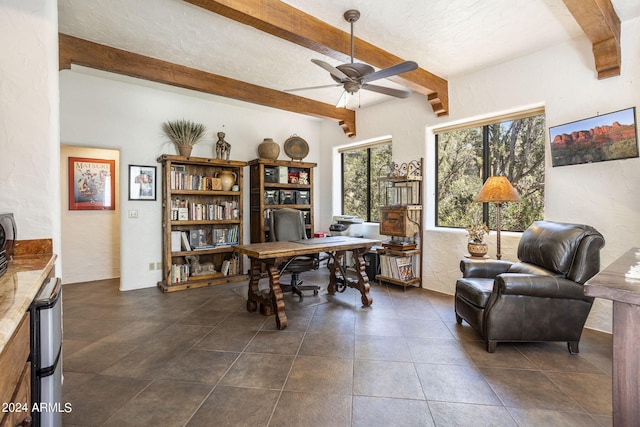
<box><xmin>58</xmin><ymin>0</ymin><xmax>640</xmax><ymax>110</ymax></box>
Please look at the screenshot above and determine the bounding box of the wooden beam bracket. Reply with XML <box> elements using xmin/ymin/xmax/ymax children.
<box><xmin>563</xmin><ymin>0</ymin><xmax>621</xmax><ymax>79</ymax></box>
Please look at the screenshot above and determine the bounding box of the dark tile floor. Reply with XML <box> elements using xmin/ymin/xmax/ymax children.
<box><xmin>61</xmin><ymin>270</ymin><xmax>613</xmax><ymax>426</ymax></box>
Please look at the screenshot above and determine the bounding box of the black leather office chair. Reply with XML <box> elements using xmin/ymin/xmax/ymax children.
<box><xmin>268</xmin><ymin>208</ymin><xmax>320</xmax><ymax>300</ymax></box>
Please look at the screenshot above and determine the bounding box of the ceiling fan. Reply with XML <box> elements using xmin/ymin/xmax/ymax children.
<box><xmin>286</xmin><ymin>9</ymin><xmax>418</xmax><ymax>106</ymax></box>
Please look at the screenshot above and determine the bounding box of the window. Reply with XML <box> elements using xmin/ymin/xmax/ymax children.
<box><xmin>436</xmin><ymin>110</ymin><xmax>545</xmax><ymax>232</ymax></box>
<box><xmin>341</xmin><ymin>142</ymin><xmax>392</xmax><ymax>222</ymax></box>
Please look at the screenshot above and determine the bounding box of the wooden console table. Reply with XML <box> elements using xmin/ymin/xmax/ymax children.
<box><xmin>584</xmin><ymin>247</ymin><xmax>640</xmax><ymax>426</ymax></box>
<box><xmin>234</xmin><ymin>236</ymin><xmax>380</xmax><ymax>329</ymax></box>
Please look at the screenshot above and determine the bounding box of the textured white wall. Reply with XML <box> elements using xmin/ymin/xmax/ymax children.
<box><xmin>59</xmin><ymin>69</ymin><xmax>322</xmax><ymax>290</ymax></box>
<box><xmin>0</xmin><ymin>0</ymin><xmax>61</xmax><ymax>261</ymax></box>
<box><xmin>59</xmin><ymin>145</ymin><xmax>120</xmax><ymax>284</ymax></box>
<box><xmin>321</xmin><ymin>17</ymin><xmax>640</xmax><ymax>333</ymax></box>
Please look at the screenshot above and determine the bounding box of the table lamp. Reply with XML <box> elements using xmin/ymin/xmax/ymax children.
<box><xmin>475</xmin><ymin>176</ymin><xmax>520</xmax><ymax>260</ymax></box>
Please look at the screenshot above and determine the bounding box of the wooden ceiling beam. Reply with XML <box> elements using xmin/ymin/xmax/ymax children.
<box><xmin>184</xmin><ymin>0</ymin><xmax>449</xmax><ymax>116</ymax></box>
<box><xmin>563</xmin><ymin>0</ymin><xmax>621</xmax><ymax>79</ymax></box>
<box><xmin>58</xmin><ymin>34</ymin><xmax>356</xmax><ymax>137</ymax></box>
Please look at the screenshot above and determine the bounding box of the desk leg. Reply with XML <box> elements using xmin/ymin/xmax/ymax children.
<box><xmin>327</xmin><ymin>249</ymin><xmax>373</xmax><ymax>307</ymax></box>
<box><xmin>245</xmin><ymin>258</ymin><xmax>288</xmax><ymax>329</ymax></box>
<box><xmin>246</xmin><ymin>258</ymin><xmax>262</xmax><ymax>313</ymax></box>
<box><xmin>327</xmin><ymin>251</ymin><xmax>344</xmax><ymax>295</ymax></box>
<box><xmin>352</xmin><ymin>248</ymin><xmax>373</xmax><ymax>307</ymax></box>
<box><xmin>612</xmin><ymin>301</ymin><xmax>640</xmax><ymax>426</ymax></box>
<box><xmin>267</xmin><ymin>262</ymin><xmax>287</xmax><ymax>330</ymax></box>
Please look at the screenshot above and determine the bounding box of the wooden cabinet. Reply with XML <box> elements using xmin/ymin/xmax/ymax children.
<box><xmin>376</xmin><ymin>159</ymin><xmax>423</xmax><ymax>288</ymax></box>
<box><xmin>0</xmin><ymin>313</ymin><xmax>31</xmax><ymax>427</ymax></box>
<box><xmin>248</xmin><ymin>158</ymin><xmax>316</xmax><ymax>243</ymax></box>
<box><xmin>157</xmin><ymin>155</ymin><xmax>247</xmax><ymax>292</ymax></box>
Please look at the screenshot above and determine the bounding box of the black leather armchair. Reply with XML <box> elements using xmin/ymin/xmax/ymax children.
<box><xmin>455</xmin><ymin>220</ymin><xmax>605</xmax><ymax>354</ymax></box>
<box><xmin>268</xmin><ymin>208</ymin><xmax>319</xmax><ymax>300</ymax></box>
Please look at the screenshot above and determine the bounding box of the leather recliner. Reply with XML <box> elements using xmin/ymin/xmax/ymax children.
<box><xmin>455</xmin><ymin>220</ymin><xmax>605</xmax><ymax>353</ymax></box>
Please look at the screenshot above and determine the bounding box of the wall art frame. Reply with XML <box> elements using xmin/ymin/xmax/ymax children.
<box><xmin>549</xmin><ymin>107</ymin><xmax>638</xmax><ymax>167</ymax></box>
<box><xmin>128</xmin><ymin>164</ymin><xmax>157</xmax><ymax>201</ymax></box>
<box><xmin>68</xmin><ymin>157</ymin><xmax>116</xmax><ymax>210</ymax></box>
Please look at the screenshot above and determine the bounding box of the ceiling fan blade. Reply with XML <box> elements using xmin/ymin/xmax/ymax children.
<box><xmin>362</xmin><ymin>84</ymin><xmax>412</xmax><ymax>98</ymax></box>
<box><xmin>336</xmin><ymin>91</ymin><xmax>349</xmax><ymax>108</ymax></box>
<box><xmin>285</xmin><ymin>84</ymin><xmax>341</xmax><ymax>93</ymax></box>
<box><xmin>361</xmin><ymin>61</ymin><xmax>418</xmax><ymax>83</ymax></box>
<box><xmin>311</xmin><ymin>59</ymin><xmax>351</xmax><ymax>82</ymax></box>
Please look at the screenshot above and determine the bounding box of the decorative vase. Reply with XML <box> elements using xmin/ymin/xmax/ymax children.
<box><xmin>177</xmin><ymin>145</ymin><xmax>192</xmax><ymax>157</ymax></box>
<box><xmin>257</xmin><ymin>138</ymin><xmax>280</xmax><ymax>160</ymax></box>
<box><xmin>468</xmin><ymin>241</ymin><xmax>489</xmax><ymax>258</ymax></box>
<box><xmin>215</xmin><ymin>170</ymin><xmax>237</xmax><ymax>191</ymax></box>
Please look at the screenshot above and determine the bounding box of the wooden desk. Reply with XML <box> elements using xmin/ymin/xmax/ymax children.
<box><xmin>584</xmin><ymin>247</ymin><xmax>640</xmax><ymax>426</ymax></box>
<box><xmin>234</xmin><ymin>236</ymin><xmax>380</xmax><ymax>329</ymax></box>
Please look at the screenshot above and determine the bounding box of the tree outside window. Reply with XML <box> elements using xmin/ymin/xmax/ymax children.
<box><xmin>342</xmin><ymin>143</ymin><xmax>392</xmax><ymax>222</ymax></box>
<box><xmin>436</xmin><ymin>113</ymin><xmax>545</xmax><ymax>231</ymax></box>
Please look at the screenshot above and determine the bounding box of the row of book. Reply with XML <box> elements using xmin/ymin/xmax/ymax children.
<box><xmin>220</xmin><ymin>256</ymin><xmax>238</xmax><ymax>276</ymax></box>
<box><xmin>170</xmin><ymin>171</ymin><xmax>224</xmax><ymax>191</ymax></box>
<box><xmin>379</xmin><ymin>254</ymin><xmax>415</xmax><ymax>281</ymax></box>
<box><xmin>170</xmin><ymin>199</ymin><xmax>239</xmax><ymax>221</ymax></box>
<box><xmin>171</xmin><ymin>226</ymin><xmax>239</xmax><ymax>251</ymax></box>
<box><xmin>170</xmin><ymin>263</ymin><xmax>190</xmax><ymax>283</ymax></box>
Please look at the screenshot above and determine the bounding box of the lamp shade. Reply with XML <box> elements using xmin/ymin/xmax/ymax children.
<box><xmin>475</xmin><ymin>176</ymin><xmax>521</xmax><ymax>203</ymax></box>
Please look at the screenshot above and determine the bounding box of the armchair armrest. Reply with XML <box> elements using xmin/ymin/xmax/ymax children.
<box><xmin>460</xmin><ymin>258</ymin><xmax>512</xmax><ymax>278</ymax></box>
<box><xmin>495</xmin><ymin>273</ymin><xmax>592</xmax><ymax>301</ymax></box>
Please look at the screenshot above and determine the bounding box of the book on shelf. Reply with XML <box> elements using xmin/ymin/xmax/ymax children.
<box><xmin>181</xmin><ymin>232</ymin><xmax>191</xmax><ymax>251</ymax></box>
<box><xmin>212</xmin><ymin>225</ymin><xmax>239</xmax><ymax>246</ymax></box>
<box><xmin>382</xmin><ymin>241</ymin><xmax>416</xmax><ymax>251</ymax></box>
<box><xmin>379</xmin><ymin>254</ymin><xmax>415</xmax><ymax>281</ymax></box>
<box><xmin>221</xmin><ymin>259</ymin><xmax>231</xmax><ymax>276</ymax></box>
<box><xmin>396</xmin><ymin>256</ymin><xmax>414</xmax><ymax>281</ymax></box>
<box><xmin>171</xmin><ymin>231</ymin><xmax>182</xmax><ymax>252</ymax></box>
<box><xmin>189</xmin><ymin>229</ymin><xmax>209</xmax><ymax>249</ymax></box>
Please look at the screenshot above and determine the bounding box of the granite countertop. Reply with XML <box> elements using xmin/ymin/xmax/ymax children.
<box><xmin>0</xmin><ymin>254</ymin><xmax>56</xmax><ymax>354</ymax></box>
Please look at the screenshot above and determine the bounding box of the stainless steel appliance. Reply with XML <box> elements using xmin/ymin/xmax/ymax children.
<box><xmin>0</xmin><ymin>212</ymin><xmax>16</xmax><ymax>277</ymax></box>
<box><xmin>30</xmin><ymin>277</ymin><xmax>63</xmax><ymax>427</ymax></box>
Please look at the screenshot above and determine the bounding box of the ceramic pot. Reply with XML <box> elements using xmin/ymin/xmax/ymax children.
<box><xmin>257</xmin><ymin>138</ymin><xmax>280</xmax><ymax>160</ymax></box>
<box><xmin>468</xmin><ymin>241</ymin><xmax>488</xmax><ymax>258</ymax></box>
<box><xmin>177</xmin><ymin>145</ymin><xmax>192</xmax><ymax>157</ymax></box>
<box><xmin>215</xmin><ymin>170</ymin><xmax>237</xmax><ymax>191</ymax></box>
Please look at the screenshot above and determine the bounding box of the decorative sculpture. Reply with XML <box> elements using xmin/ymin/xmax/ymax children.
<box><xmin>215</xmin><ymin>132</ymin><xmax>231</xmax><ymax>160</ymax></box>
<box><xmin>185</xmin><ymin>255</ymin><xmax>216</xmax><ymax>275</ymax></box>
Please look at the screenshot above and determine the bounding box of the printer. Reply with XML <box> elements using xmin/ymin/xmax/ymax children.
<box><xmin>329</xmin><ymin>215</ymin><xmax>364</xmax><ymax>237</ymax></box>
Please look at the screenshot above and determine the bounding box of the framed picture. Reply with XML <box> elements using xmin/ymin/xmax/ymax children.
<box><xmin>549</xmin><ymin>107</ymin><xmax>638</xmax><ymax>167</ymax></box>
<box><xmin>68</xmin><ymin>157</ymin><xmax>116</xmax><ymax>210</ymax></box>
<box><xmin>128</xmin><ymin>165</ymin><xmax>157</xmax><ymax>201</ymax></box>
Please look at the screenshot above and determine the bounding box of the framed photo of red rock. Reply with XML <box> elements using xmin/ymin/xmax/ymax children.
<box><xmin>549</xmin><ymin>107</ymin><xmax>638</xmax><ymax>167</ymax></box>
<box><xmin>68</xmin><ymin>157</ymin><xmax>116</xmax><ymax>210</ymax></box>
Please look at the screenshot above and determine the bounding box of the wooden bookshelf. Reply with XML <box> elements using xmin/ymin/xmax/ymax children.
<box><xmin>157</xmin><ymin>154</ymin><xmax>247</xmax><ymax>292</ymax></box>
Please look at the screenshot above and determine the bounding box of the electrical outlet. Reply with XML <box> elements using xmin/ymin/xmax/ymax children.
<box><xmin>128</xmin><ymin>210</ymin><xmax>138</xmax><ymax>219</ymax></box>
<box><xmin>148</xmin><ymin>262</ymin><xmax>155</xmax><ymax>271</ymax></box>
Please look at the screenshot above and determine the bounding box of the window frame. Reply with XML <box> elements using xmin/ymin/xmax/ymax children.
<box><xmin>340</xmin><ymin>141</ymin><xmax>392</xmax><ymax>223</ymax></box>
<box><xmin>434</xmin><ymin>108</ymin><xmax>545</xmax><ymax>232</ymax></box>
